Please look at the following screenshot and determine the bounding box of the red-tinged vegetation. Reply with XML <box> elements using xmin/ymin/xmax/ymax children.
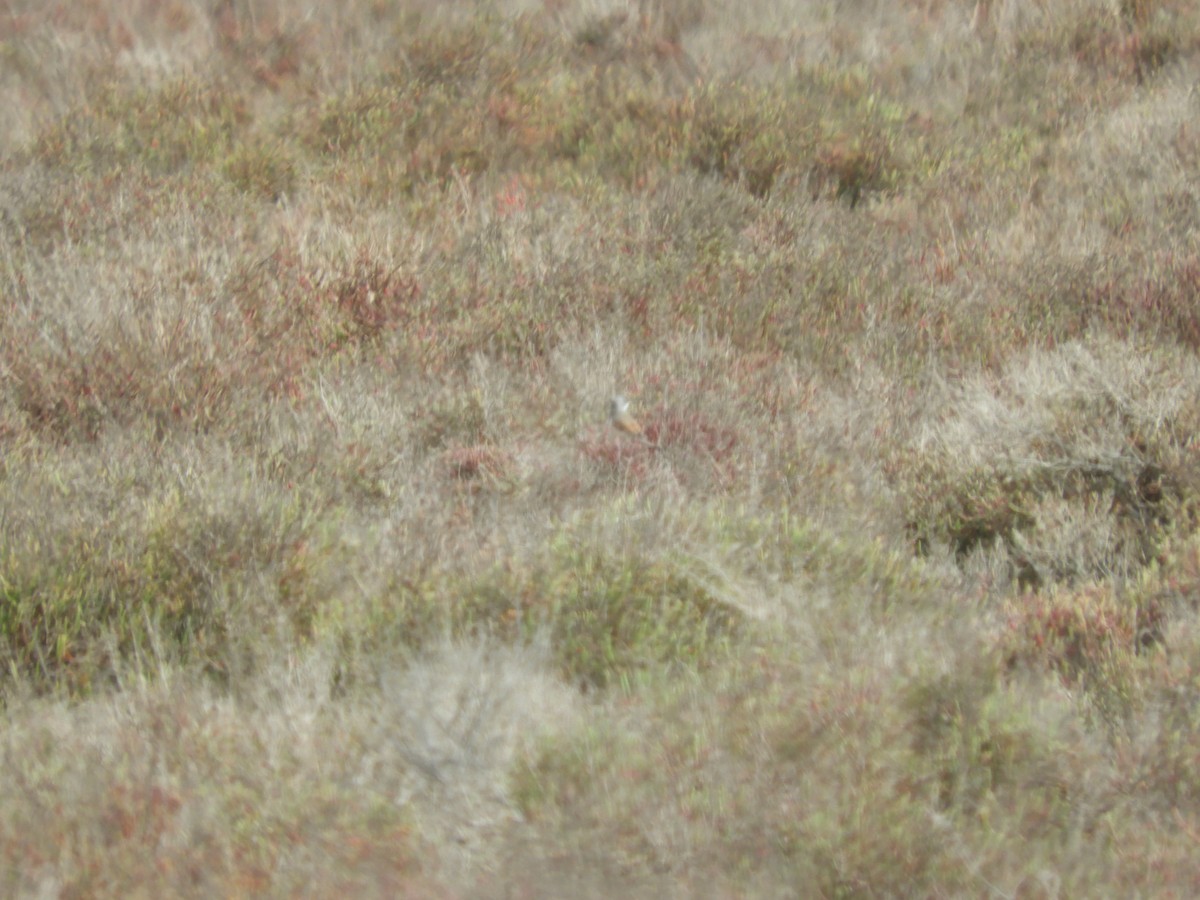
<box><xmin>5</xmin><ymin>0</ymin><xmax>1200</xmax><ymax>895</ymax></box>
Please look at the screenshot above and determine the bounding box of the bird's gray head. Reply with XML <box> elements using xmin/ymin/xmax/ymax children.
<box><xmin>610</xmin><ymin>395</ymin><xmax>628</xmax><ymax>419</ymax></box>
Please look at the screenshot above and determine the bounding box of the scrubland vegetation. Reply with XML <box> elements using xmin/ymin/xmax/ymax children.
<box><xmin>3</xmin><ymin>0</ymin><xmax>1200</xmax><ymax>894</ymax></box>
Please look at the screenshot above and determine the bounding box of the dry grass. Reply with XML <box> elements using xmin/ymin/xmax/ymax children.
<box><xmin>3</xmin><ymin>0</ymin><xmax>1200</xmax><ymax>894</ymax></box>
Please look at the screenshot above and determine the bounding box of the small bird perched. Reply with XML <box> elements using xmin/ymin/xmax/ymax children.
<box><xmin>609</xmin><ymin>395</ymin><xmax>647</xmax><ymax>440</ymax></box>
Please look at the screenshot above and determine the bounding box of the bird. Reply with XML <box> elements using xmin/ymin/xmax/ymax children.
<box><xmin>609</xmin><ymin>395</ymin><xmax>647</xmax><ymax>441</ymax></box>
